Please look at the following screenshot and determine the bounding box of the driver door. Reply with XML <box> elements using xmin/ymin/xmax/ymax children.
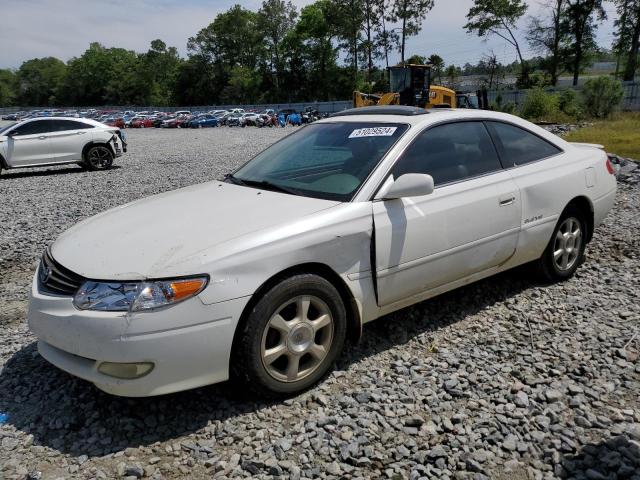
<box><xmin>373</xmin><ymin>121</ymin><xmax>521</xmax><ymax>307</ymax></box>
<box><xmin>5</xmin><ymin>120</ymin><xmax>53</xmax><ymax>167</ymax></box>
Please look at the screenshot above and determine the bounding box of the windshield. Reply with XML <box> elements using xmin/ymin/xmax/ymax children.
<box><xmin>232</xmin><ymin>122</ymin><xmax>409</xmax><ymax>201</ymax></box>
<box><xmin>0</xmin><ymin>122</ymin><xmax>17</xmax><ymax>134</ymax></box>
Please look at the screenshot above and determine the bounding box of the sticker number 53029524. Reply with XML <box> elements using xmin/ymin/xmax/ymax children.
<box><xmin>349</xmin><ymin>127</ymin><xmax>397</xmax><ymax>138</ymax></box>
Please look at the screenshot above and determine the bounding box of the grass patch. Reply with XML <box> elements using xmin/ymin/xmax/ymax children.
<box><xmin>562</xmin><ymin>112</ymin><xmax>640</xmax><ymax>160</ymax></box>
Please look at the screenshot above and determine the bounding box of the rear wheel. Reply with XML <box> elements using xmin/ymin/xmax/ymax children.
<box><xmin>85</xmin><ymin>145</ymin><xmax>114</xmax><ymax>171</ymax></box>
<box><xmin>231</xmin><ymin>274</ymin><xmax>347</xmax><ymax>398</ymax></box>
<box><xmin>535</xmin><ymin>206</ymin><xmax>587</xmax><ymax>282</ymax></box>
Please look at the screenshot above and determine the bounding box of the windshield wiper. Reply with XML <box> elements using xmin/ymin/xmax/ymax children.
<box><xmin>237</xmin><ymin>178</ymin><xmax>301</xmax><ymax>196</ymax></box>
<box><xmin>224</xmin><ymin>173</ymin><xmax>246</xmax><ymax>186</ymax></box>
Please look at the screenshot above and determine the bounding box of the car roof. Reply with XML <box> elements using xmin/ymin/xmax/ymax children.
<box><xmin>320</xmin><ymin>108</ymin><xmax>533</xmax><ymax>127</ymax></box>
<box><xmin>18</xmin><ymin>116</ymin><xmax>106</xmax><ymax>128</ymax></box>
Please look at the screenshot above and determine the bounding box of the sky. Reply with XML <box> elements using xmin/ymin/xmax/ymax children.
<box><xmin>0</xmin><ymin>0</ymin><xmax>618</xmax><ymax>70</ymax></box>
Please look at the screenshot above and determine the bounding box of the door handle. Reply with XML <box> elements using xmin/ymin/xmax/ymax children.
<box><xmin>499</xmin><ymin>196</ymin><xmax>515</xmax><ymax>206</ymax></box>
<box><xmin>38</xmin><ymin>136</ymin><xmax>47</xmax><ymax>140</ymax></box>
<box><xmin>76</xmin><ymin>131</ymin><xmax>86</xmax><ymax>135</ymax></box>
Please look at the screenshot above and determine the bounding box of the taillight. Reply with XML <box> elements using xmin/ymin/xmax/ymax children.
<box><xmin>605</xmin><ymin>157</ymin><xmax>615</xmax><ymax>175</ymax></box>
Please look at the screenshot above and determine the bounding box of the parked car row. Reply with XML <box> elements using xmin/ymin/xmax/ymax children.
<box><xmin>2</xmin><ymin>107</ymin><xmax>328</xmax><ymax>129</ymax></box>
<box><xmin>2</xmin><ymin>109</ymin><xmax>81</xmax><ymax>121</ymax></box>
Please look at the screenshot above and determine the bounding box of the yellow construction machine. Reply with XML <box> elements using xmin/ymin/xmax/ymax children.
<box><xmin>354</xmin><ymin>64</ymin><xmax>456</xmax><ymax>109</ymax></box>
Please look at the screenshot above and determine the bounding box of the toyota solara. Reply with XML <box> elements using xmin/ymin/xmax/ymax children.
<box><xmin>28</xmin><ymin>106</ymin><xmax>616</xmax><ymax>397</ymax></box>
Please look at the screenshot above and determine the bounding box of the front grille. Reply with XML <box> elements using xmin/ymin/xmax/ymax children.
<box><xmin>38</xmin><ymin>249</ymin><xmax>85</xmax><ymax>296</ymax></box>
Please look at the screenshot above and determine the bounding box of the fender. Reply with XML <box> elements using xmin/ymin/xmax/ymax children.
<box><xmin>81</xmin><ymin>140</ymin><xmax>116</xmax><ymax>160</ymax></box>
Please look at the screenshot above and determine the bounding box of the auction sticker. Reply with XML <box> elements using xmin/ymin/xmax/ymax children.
<box><xmin>349</xmin><ymin>127</ymin><xmax>397</xmax><ymax>138</ymax></box>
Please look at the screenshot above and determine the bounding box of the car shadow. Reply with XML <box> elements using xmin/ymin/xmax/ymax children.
<box><xmin>561</xmin><ymin>434</ymin><xmax>640</xmax><ymax>478</ymax></box>
<box><xmin>0</xmin><ymin>267</ymin><xmax>534</xmax><ymax>458</ymax></box>
<box><xmin>0</xmin><ymin>165</ymin><xmax>121</xmax><ymax>179</ymax></box>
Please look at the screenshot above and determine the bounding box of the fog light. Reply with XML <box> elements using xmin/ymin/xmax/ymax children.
<box><xmin>98</xmin><ymin>362</ymin><xmax>154</xmax><ymax>379</ymax></box>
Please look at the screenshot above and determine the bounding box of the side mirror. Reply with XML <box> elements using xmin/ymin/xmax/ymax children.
<box><xmin>376</xmin><ymin>173</ymin><xmax>435</xmax><ymax>200</ymax></box>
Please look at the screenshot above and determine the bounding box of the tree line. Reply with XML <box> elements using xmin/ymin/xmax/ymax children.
<box><xmin>0</xmin><ymin>0</ymin><xmax>638</xmax><ymax>108</ymax></box>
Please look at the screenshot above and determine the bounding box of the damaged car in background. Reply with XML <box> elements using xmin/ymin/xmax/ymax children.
<box><xmin>27</xmin><ymin>106</ymin><xmax>616</xmax><ymax>397</ymax></box>
<box><xmin>0</xmin><ymin>117</ymin><xmax>127</xmax><ymax>175</ymax></box>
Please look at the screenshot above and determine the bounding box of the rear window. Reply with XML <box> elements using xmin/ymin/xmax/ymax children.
<box><xmin>487</xmin><ymin>121</ymin><xmax>562</xmax><ymax>167</ymax></box>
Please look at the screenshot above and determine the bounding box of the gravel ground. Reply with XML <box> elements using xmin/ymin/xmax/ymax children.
<box><xmin>1</xmin><ymin>125</ymin><xmax>639</xmax><ymax>480</ymax></box>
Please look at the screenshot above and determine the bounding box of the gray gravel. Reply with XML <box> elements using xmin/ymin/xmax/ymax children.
<box><xmin>1</xmin><ymin>125</ymin><xmax>639</xmax><ymax>480</ymax></box>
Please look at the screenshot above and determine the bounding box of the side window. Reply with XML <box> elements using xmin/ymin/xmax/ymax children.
<box><xmin>391</xmin><ymin>121</ymin><xmax>502</xmax><ymax>186</ymax></box>
<box><xmin>53</xmin><ymin>120</ymin><xmax>93</xmax><ymax>131</ymax></box>
<box><xmin>487</xmin><ymin>121</ymin><xmax>562</xmax><ymax>166</ymax></box>
<box><xmin>12</xmin><ymin>121</ymin><xmax>51</xmax><ymax>136</ymax></box>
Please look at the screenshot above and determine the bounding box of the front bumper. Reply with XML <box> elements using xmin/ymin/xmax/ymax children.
<box><xmin>28</xmin><ymin>272</ymin><xmax>250</xmax><ymax>397</ymax></box>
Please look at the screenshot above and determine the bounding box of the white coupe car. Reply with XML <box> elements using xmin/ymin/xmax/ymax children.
<box><xmin>0</xmin><ymin>117</ymin><xmax>126</xmax><ymax>175</ymax></box>
<box><xmin>28</xmin><ymin>107</ymin><xmax>616</xmax><ymax>397</ymax></box>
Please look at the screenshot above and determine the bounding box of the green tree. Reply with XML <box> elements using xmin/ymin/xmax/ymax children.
<box><xmin>360</xmin><ymin>0</ymin><xmax>382</xmax><ymax>80</ymax></box>
<box><xmin>582</xmin><ymin>76</ymin><xmax>624</xmax><ymax>117</ymax></box>
<box><xmin>561</xmin><ymin>0</ymin><xmax>606</xmax><ymax>86</ymax></box>
<box><xmin>293</xmin><ymin>0</ymin><xmax>341</xmax><ymax>100</ymax></box>
<box><xmin>187</xmin><ymin>5</ymin><xmax>266</xmax><ymax>104</ymax></box>
<box><xmin>221</xmin><ymin>66</ymin><xmax>262</xmax><ymax>103</ymax></box>
<box><xmin>374</xmin><ymin>0</ymin><xmax>399</xmax><ymax>70</ymax></box>
<box><xmin>405</xmin><ymin>54</ymin><xmax>426</xmax><ymax>64</ymax></box>
<box><xmin>0</xmin><ymin>69</ymin><xmax>18</xmax><ymax>107</ymax></box>
<box><xmin>334</xmin><ymin>0</ymin><xmax>365</xmax><ymax>81</ymax></box>
<box><xmin>465</xmin><ymin>0</ymin><xmax>528</xmax><ymax>82</ymax></box>
<box><xmin>444</xmin><ymin>64</ymin><xmax>460</xmax><ymax>89</ymax></box>
<box><xmin>16</xmin><ymin>57</ymin><xmax>67</xmax><ymax>106</ymax></box>
<box><xmin>527</xmin><ymin>0</ymin><xmax>567</xmax><ymax>85</ymax></box>
<box><xmin>613</xmin><ymin>0</ymin><xmax>640</xmax><ymax>81</ymax></box>
<box><xmin>427</xmin><ymin>53</ymin><xmax>444</xmax><ymax>83</ymax></box>
<box><xmin>389</xmin><ymin>0</ymin><xmax>434</xmax><ymax>63</ymax></box>
<box><xmin>257</xmin><ymin>0</ymin><xmax>297</xmax><ymax>96</ymax></box>
<box><xmin>60</xmin><ymin>43</ymin><xmax>141</xmax><ymax>106</ymax></box>
<box><xmin>140</xmin><ymin>39</ymin><xmax>182</xmax><ymax>105</ymax></box>
<box><xmin>172</xmin><ymin>55</ymin><xmax>219</xmax><ymax>105</ymax></box>
<box><xmin>188</xmin><ymin>6</ymin><xmax>265</xmax><ymax>69</ymax></box>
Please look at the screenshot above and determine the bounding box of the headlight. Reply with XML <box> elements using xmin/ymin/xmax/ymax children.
<box><xmin>73</xmin><ymin>277</ymin><xmax>208</xmax><ymax>312</ymax></box>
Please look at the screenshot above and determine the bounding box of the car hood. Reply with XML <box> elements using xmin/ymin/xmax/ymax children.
<box><xmin>51</xmin><ymin>182</ymin><xmax>341</xmax><ymax>280</ymax></box>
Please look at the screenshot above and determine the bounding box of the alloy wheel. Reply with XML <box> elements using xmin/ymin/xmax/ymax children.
<box><xmin>88</xmin><ymin>147</ymin><xmax>112</xmax><ymax>169</ymax></box>
<box><xmin>260</xmin><ymin>295</ymin><xmax>334</xmax><ymax>382</ymax></box>
<box><xmin>553</xmin><ymin>217</ymin><xmax>582</xmax><ymax>271</ymax></box>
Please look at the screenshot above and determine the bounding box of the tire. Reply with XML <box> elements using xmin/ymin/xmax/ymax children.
<box><xmin>535</xmin><ymin>206</ymin><xmax>587</xmax><ymax>282</ymax></box>
<box><xmin>84</xmin><ymin>145</ymin><xmax>114</xmax><ymax>171</ymax></box>
<box><xmin>231</xmin><ymin>274</ymin><xmax>347</xmax><ymax>398</ymax></box>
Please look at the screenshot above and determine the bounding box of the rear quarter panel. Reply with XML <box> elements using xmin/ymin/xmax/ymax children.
<box><xmin>505</xmin><ymin>143</ymin><xmax>615</xmax><ymax>266</ymax></box>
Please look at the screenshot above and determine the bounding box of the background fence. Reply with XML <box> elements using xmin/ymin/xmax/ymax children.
<box><xmin>486</xmin><ymin>81</ymin><xmax>639</xmax><ymax>111</ymax></box>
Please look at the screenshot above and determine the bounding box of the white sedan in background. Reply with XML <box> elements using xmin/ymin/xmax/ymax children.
<box><xmin>28</xmin><ymin>106</ymin><xmax>616</xmax><ymax>397</ymax></box>
<box><xmin>0</xmin><ymin>117</ymin><xmax>126</xmax><ymax>175</ymax></box>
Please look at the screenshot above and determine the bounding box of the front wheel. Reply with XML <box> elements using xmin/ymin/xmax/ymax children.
<box><xmin>85</xmin><ymin>145</ymin><xmax>114</xmax><ymax>171</ymax></box>
<box><xmin>535</xmin><ymin>206</ymin><xmax>587</xmax><ymax>282</ymax></box>
<box><xmin>231</xmin><ymin>274</ymin><xmax>347</xmax><ymax>398</ymax></box>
